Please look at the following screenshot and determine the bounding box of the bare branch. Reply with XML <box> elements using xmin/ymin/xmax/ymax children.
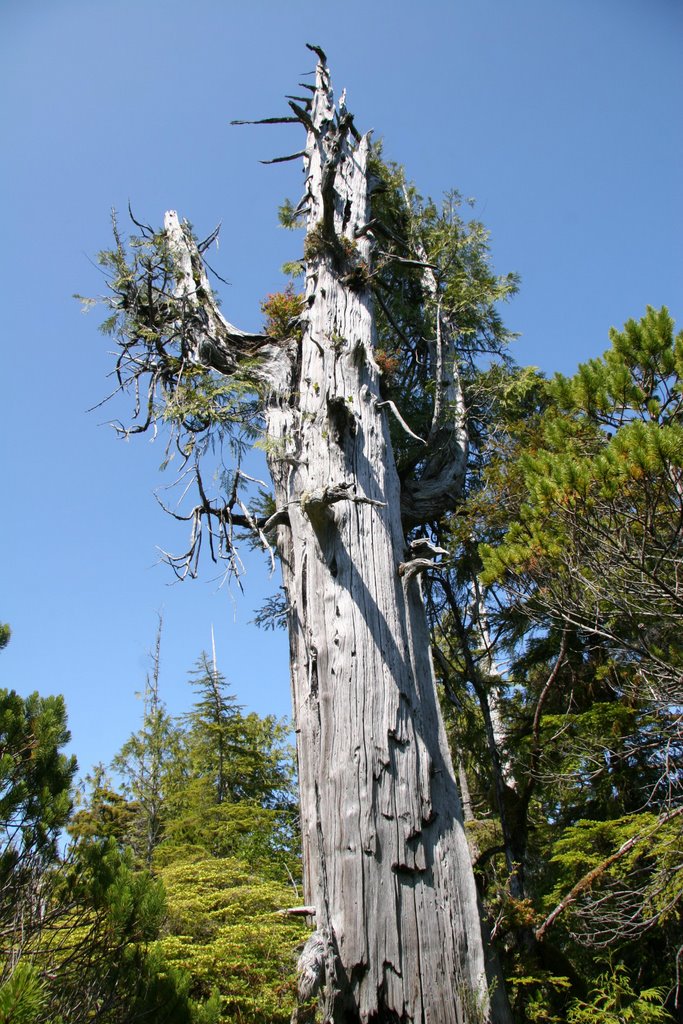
<box><xmin>230</xmin><ymin>116</ymin><xmax>299</xmax><ymax>126</ymax></box>
<box><xmin>288</xmin><ymin>101</ymin><xmax>316</xmax><ymax>134</ymax></box>
<box><xmin>260</xmin><ymin>151</ymin><xmax>306</xmax><ymax>165</ymax></box>
<box><xmin>535</xmin><ymin>805</ymin><xmax>683</xmax><ymax>942</ymax></box>
<box><xmin>376</xmin><ymin>400</ymin><xmax>427</xmax><ymax>445</ymax></box>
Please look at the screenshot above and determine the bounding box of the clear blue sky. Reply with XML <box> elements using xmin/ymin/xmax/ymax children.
<box><xmin>1</xmin><ymin>0</ymin><xmax>680</xmax><ymax>777</ymax></box>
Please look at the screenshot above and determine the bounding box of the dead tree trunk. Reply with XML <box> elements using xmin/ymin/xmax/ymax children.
<box><xmin>105</xmin><ymin>47</ymin><xmax>507</xmax><ymax>1024</ymax></box>
<box><xmin>262</xmin><ymin>56</ymin><xmax>494</xmax><ymax>1023</ymax></box>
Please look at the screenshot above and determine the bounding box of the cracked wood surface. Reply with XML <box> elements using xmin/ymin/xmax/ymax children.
<box><xmin>159</xmin><ymin>49</ymin><xmax>506</xmax><ymax>1024</ymax></box>
<box><xmin>262</xmin><ymin>57</ymin><xmax>492</xmax><ymax>1023</ymax></box>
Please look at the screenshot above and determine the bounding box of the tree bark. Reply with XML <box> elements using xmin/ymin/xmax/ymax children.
<box><xmin>152</xmin><ymin>49</ymin><xmax>505</xmax><ymax>1023</ymax></box>
<box><xmin>261</xmin><ymin>56</ymin><xmax>495</xmax><ymax>1023</ymax></box>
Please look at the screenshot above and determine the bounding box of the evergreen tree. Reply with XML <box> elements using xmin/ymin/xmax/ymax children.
<box><xmin>159</xmin><ymin>652</ymin><xmax>297</xmax><ymax>876</ymax></box>
<box><xmin>433</xmin><ymin>309</ymin><xmax>682</xmax><ymax>1020</ymax></box>
<box><xmin>0</xmin><ymin>687</ymin><xmax>197</xmax><ymax>1024</ymax></box>
<box><xmin>157</xmin><ymin>856</ymin><xmax>308</xmax><ymax>1024</ymax></box>
<box><xmin>78</xmin><ymin>636</ymin><xmax>299</xmax><ymax>876</ymax></box>
<box><xmin>183</xmin><ymin>651</ymin><xmax>244</xmax><ymax>807</ymax></box>
<box><xmin>70</xmin><ymin>639</ymin><xmax>303</xmax><ymax>1022</ymax></box>
<box><xmin>482</xmin><ymin>306</ymin><xmax>683</xmax><ymax>713</ymax></box>
<box><xmin>69</xmin><ymin>762</ymin><xmax>141</xmax><ymax>846</ymax></box>
<box><xmin>112</xmin><ymin>617</ymin><xmax>182</xmax><ymax>865</ymax></box>
<box><xmin>183</xmin><ymin>651</ymin><xmax>292</xmax><ymax>807</ymax></box>
<box><xmin>0</xmin><ymin>688</ymin><xmax>77</xmax><ymax>962</ymax></box>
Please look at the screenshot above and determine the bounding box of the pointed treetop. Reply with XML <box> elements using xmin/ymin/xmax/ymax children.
<box><xmin>305</xmin><ymin>42</ymin><xmax>327</xmax><ymax>65</ymax></box>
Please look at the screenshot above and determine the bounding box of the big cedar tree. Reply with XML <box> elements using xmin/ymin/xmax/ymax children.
<box><xmin>101</xmin><ymin>47</ymin><xmax>512</xmax><ymax>1024</ymax></box>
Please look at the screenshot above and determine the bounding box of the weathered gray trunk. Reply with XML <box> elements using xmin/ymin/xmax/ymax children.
<box><xmin>264</xmin><ymin>58</ymin><xmax>492</xmax><ymax>1024</ymax></box>
<box><xmin>160</xmin><ymin>50</ymin><xmax>505</xmax><ymax>1023</ymax></box>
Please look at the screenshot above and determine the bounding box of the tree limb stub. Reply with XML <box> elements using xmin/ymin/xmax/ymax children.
<box><xmin>260</xmin><ymin>151</ymin><xmax>307</xmax><ymax>165</ymax></box>
<box><xmin>300</xmin><ymin>484</ymin><xmax>386</xmax><ymax>527</ymax></box>
<box><xmin>398</xmin><ymin>556</ymin><xmax>439</xmax><ymax>581</ymax></box>
<box><xmin>230</xmin><ymin>116</ymin><xmax>299</xmax><ymax>126</ymax></box>
<box><xmin>164</xmin><ymin>211</ymin><xmax>263</xmax><ymax>351</ymax></box>
<box><xmin>288</xmin><ymin>101</ymin><xmax>316</xmax><ymax>135</ymax></box>
<box><xmin>305</xmin><ymin>41</ymin><xmax>327</xmax><ymax>64</ymax></box>
<box><xmin>376</xmin><ymin>400</ymin><xmax>427</xmax><ymax>445</ymax></box>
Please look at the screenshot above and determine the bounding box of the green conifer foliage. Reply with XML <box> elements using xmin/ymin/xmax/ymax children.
<box><xmin>363</xmin><ymin>155</ymin><xmax>518</xmax><ymax>470</ymax></box>
<box><xmin>70</xmin><ymin>763</ymin><xmax>142</xmax><ymax>847</ymax></box>
<box><xmin>112</xmin><ymin>620</ymin><xmax>183</xmax><ymax>865</ymax></box>
<box><xmin>0</xmin><ymin>687</ymin><xmax>196</xmax><ymax>1024</ymax></box>
<box><xmin>155</xmin><ymin>653</ymin><xmax>297</xmax><ymax>870</ymax></box>
<box><xmin>0</xmin><ymin>961</ymin><xmax>47</xmax><ymax>1024</ymax></box>
<box><xmin>70</xmin><ymin>642</ymin><xmax>304</xmax><ymax>1022</ymax></box>
<box><xmin>441</xmin><ymin>307</ymin><xmax>683</xmax><ymax>1019</ymax></box>
<box><xmin>0</xmin><ymin>690</ymin><xmax>76</xmax><ymax>875</ymax></box>
<box><xmin>566</xmin><ymin>965</ymin><xmax>668</xmax><ymax>1023</ymax></box>
<box><xmin>158</xmin><ymin>856</ymin><xmax>308</xmax><ymax>1024</ymax></box>
<box><xmin>481</xmin><ymin>307</ymin><xmax>683</xmax><ymax>705</ymax></box>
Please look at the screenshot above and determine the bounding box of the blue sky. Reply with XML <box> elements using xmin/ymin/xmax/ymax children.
<box><xmin>1</xmin><ymin>0</ymin><xmax>681</xmax><ymax>776</ymax></box>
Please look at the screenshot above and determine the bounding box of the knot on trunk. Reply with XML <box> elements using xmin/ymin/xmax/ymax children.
<box><xmin>300</xmin><ymin>484</ymin><xmax>386</xmax><ymax>531</ymax></box>
<box><xmin>300</xmin><ymin>485</ymin><xmax>347</xmax><ymax>531</ymax></box>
